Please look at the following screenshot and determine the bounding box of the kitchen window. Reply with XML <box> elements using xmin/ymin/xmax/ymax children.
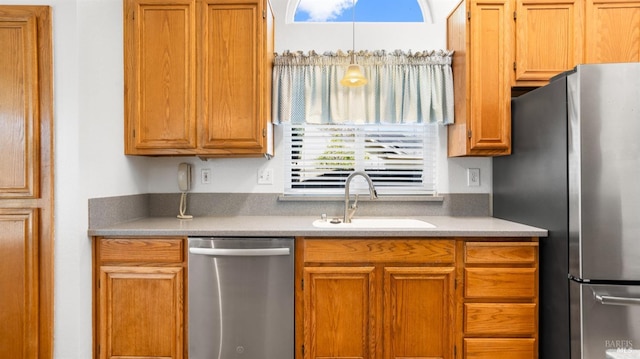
<box><xmin>273</xmin><ymin>50</ymin><xmax>453</xmax><ymax>197</ymax></box>
<box><xmin>293</xmin><ymin>0</ymin><xmax>426</xmax><ymax>23</ymax></box>
<box><xmin>284</xmin><ymin>123</ymin><xmax>437</xmax><ymax>196</ymax></box>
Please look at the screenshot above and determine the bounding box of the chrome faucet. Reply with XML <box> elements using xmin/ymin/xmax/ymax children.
<box><xmin>344</xmin><ymin>171</ymin><xmax>378</xmax><ymax>223</ymax></box>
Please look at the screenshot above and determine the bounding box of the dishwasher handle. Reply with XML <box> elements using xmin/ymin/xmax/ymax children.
<box><xmin>189</xmin><ymin>247</ymin><xmax>290</xmax><ymax>257</ymax></box>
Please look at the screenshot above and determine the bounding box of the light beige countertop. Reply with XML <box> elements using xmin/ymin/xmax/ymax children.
<box><xmin>88</xmin><ymin>215</ymin><xmax>547</xmax><ymax>238</ymax></box>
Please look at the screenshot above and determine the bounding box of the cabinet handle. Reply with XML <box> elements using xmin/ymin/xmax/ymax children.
<box><xmin>189</xmin><ymin>247</ymin><xmax>290</xmax><ymax>257</ymax></box>
<box><xmin>595</xmin><ymin>293</ymin><xmax>640</xmax><ymax>306</ymax></box>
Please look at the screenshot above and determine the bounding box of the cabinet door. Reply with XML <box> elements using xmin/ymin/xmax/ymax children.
<box><xmin>303</xmin><ymin>266</ymin><xmax>377</xmax><ymax>359</ymax></box>
<box><xmin>98</xmin><ymin>266</ymin><xmax>184</xmax><ymax>359</ymax></box>
<box><xmin>468</xmin><ymin>0</ymin><xmax>514</xmax><ymax>154</ymax></box>
<box><xmin>384</xmin><ymin>267</ymin><xmax>455</xmax><ymax>359</ymax></box>
<box><xmin>200</xmin><ymin>0</ymin><xmax>268</xmax><ymax>155</ymax></box>
<box><xmin>124</xmin><ymin>0</ymin><xmax>197</xmax><ymax>154</ymax></box>
<box><xmin>0</xmin><ymin>6</ymin><xmax>53</xmax><ymax>359</ymax></box>
<box><xmin>585</xmin><ymin>0</ymin><xmax>640</xmax><ymax>63</ymax></box>
<box><xmin>515</xmin><ymin>0</ymin><xmax>583</xmax><ymax>85</ymax></box>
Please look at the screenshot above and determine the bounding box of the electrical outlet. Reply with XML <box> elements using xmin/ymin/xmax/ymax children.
<box><xmin>201</xmin><ymin>168</ymin><xmax>211</xmax><ymax>184</ymax></box>
<box><xmin>257</xmin><ymin>168</ymin><xmax>273</xmax><ymax>185</ymax></box>
<box><xmin>467</xmin><ymin>168</ymin><xmax>480</xmax><ymax>187</ymax></box>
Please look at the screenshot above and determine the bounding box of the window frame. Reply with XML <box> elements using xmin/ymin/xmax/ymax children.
<box><xmin>283</xmin><ymin>123</ymin><xmax>438</xmax><ymax>197</ymax></box>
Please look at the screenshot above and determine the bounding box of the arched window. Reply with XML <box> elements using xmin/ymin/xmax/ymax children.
<box><xmin>292</xmin><ymin>0</ymin><xmax>429</xmax><ymax>23</ymax></box>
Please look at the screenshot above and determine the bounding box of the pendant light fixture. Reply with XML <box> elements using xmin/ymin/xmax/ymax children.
<box><xmin>340</xmin><ymin>0</ymin><xmax>367</xmax><ymax>87</ymax></box>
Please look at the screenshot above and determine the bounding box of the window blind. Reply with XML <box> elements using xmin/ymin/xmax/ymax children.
<box><xmin>284</xmin><ymin>123</ymin><xmax>437</xmax><ymax>196</ymax></box>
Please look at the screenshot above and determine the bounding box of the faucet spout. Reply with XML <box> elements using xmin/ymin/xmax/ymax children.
<box><xmin>344</xmin><ymin>171</ymin><xmax>378</xmax><ymax>223</ymax></box>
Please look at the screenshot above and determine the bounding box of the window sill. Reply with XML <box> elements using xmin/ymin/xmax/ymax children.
<box><xmin>277</xmin><ymin>194</ymin><xmax>444</xmax><ymax>202</ymax></box>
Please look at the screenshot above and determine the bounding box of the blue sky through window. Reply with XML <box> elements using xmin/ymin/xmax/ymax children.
<box><xmin>294</xmin><ymin>0</ymin><xmax>424</xmax><ymax>22</ymax></box>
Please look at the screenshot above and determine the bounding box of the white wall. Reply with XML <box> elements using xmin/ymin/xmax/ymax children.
<box><xmin>146</xmin><ymin>0</ymin><xmax>492</xmax><ymax>195</ymax></box>
<box><xmin>4</xmin><ymin>0</ymin><xmax>489</xmax><ymax>357</ymax></box>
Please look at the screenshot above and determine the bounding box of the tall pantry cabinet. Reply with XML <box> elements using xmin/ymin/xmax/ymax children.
<box><xmin>124</xmin><ymin>0</ymin><xmax>274</xmax><ymax>157</ymax></box>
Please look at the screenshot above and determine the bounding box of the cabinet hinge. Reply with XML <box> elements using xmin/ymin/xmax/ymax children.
<box><xmin>131</xmin><ymin>10</ymin><xmax>135</xmax><ymax>21</ymax></box>
<box><xmin>454</xmin><ymin>345</ymin><xmax>457</xmax><ymax>357</ymax></box>
<box><xmin>455</xmin><ymin>279</ymin><xmax>457</xmax><ymax>289</ymax></box>
<box><xmin>263</xmin><ymin>128</ymin><xmax>267</xmax><ymax>137</ymax></box>
<box><xmin>514</xmin><ymin>62</ymin><xmax>517</xmax><ymax>71</ymax></box>
<box><xmin>467</xmin><ymin>129</ymin><xmax>472</xmax><ymax>139</ymax></box>
<box><xmin>514</xmin><ymin>11</ymin><xmax>517</xmax><ymax>20</ymax></box>
<box><xmin>133</xmin><ymin>129</ymin><xmax>136</xmax><ymax>138</ymax></box>
<box><xmin>301</xmin><ymin>279</ymin><xmax>304</xmax><ymax>290</ymax></box>
<box><xmin>263</xmin><ymin>9</ymin><xmax>267</xmax><ymax>19</ymax></box>
<box><xmin>302</xmin><ymin>345</ymin><xmax>305</xmax><ymax>355</ymax></box>
<box><xmin>467</xmin><ymin>11</ymin><xmax>471</xmax><ymax>20</ymax></box>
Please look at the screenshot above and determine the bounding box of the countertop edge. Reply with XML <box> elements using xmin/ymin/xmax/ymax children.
<box><xmin>88</xmin><ymin>215</ymin><xmax>548</xmax><ymax>238</ymax></box>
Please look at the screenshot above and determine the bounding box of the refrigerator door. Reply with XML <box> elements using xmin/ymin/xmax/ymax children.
<box><xmin>571</xmin><ymin>281</ymin><xmax>640</xmax><ymax>359</ymax></box>
<box><xmin>568</xmin><ymin>63</ymin><xmax>640</xmax><ymax>281</ymax></box>
<box><xmin>494</xmin><ymin>77</ymin><xmax>570</xmax><ymax>359</ymax></box>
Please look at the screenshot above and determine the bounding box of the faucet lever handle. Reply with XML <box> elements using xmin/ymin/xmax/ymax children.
<box><xmin>351</xmin><ymin>194</ymin><xmax>359</xmax><ymax>209</ymax></box>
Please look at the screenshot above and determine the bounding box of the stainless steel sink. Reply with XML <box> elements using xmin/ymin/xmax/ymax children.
<box><xmin>312</xmin><ymin>218</ymin><xmax>436</xmax><ymax>229</ymax></box>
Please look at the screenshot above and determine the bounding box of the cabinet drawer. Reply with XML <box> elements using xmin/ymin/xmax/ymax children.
<box><xmin>465</xmin><ymin>242</ymin><xmax>538</xmax><ymax>264</ymax></box>
<box><xmin>303</xmin><ymin>239</ymin><xmax>455</xmax><ymax>264</ymax></box>
<box><xmin>98</xmin><ymin>238</ymin><xmax>184</xmax><ymax>263</ymax></box>
<box><xmin>465</xmin><ymin>268</ymin><xmax>537</xmax><ymax>299</ymax></box>
<box><xmin>464</xmin><ymin>338</ymin><xmax>535</xmax><ymax>359</ymax></box>
<box><xmin>464</xmin><ymin>303</ymin><xmax>536</xmax><ymax>335</ymax></box>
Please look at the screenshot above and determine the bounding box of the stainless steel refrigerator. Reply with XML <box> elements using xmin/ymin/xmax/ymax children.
<box><xmin>494</xmin><ymin>62</ymin><xmax>640</xmax><ymax>359</ymax></box>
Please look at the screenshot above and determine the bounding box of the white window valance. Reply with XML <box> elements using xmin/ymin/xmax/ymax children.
<box><xmin>272</xmin><ymin>49</ymin><xmax>454</xmax><ymax>125</ymax></box>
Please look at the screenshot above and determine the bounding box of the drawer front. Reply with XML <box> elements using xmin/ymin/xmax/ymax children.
<box><xmin>464</xmin><ymin>338</ymin><xmax>535</xmax><ymax>359</ymax></box>
<box><xmin>464</xmin><ymin>303</ymin><xmax>536</xmax><ymax>335</ymax></box>
<box><xmin>98</xmin><ymin>238</ymin><xmax>184</xmax><ymax>263</ymax></box>
<box><xmin>465</xmin><ymin>242</ymin><xmax>538</xmax><ymax>264</ymax></box>
<box><xmin>465</xmin><ymin>268</ymin><xmax>537</xmax><ymax>299</ymax></box>
<box><xmin>303</xmin><ymin>239</ymin><xmax>456</xmax><ymax>264</ymax></box>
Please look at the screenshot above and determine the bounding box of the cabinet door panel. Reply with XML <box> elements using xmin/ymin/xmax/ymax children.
<box><xmin>0</xmin><ymin>209</ymin><xmax>38</xmax><ymax>358</ymax></box>
<box><xmin>465</xmin><ymin>267</ymin><xmax>537</xmax><ymax>299</ymax></box>
<box><xmin>464</xmin><ymin>303</ymin><xmax>536</xmax><ymax>335</ymax></box>
<box><xmin>469</xmin><ymin>0</ymin><xmax>513</xmax><ymax>153</ymax></box>
<box><xmin>303</xmin><ymin>267</ymin><xmax>376</xmax><ymax>359</ymax></box>
<box><xmin>303</xmin><ymin>239</ymin><xmax>456</xmax><ymax>264</ymax></box>
<box><xmin>384</xmin><ymin>267</ymin><xmax>455</xmax><ymax>359</ymax></box>
<box><xmin>124</xmin><ymin>0</ymin><xmax>197</xmax><ymax>153</ymax></box>
<box><xmin>98</xmin><ymin>237</ymin><xmax>183</xmax><ymax>263</ymax></box>
<box><xmin>0</xmin><ymin>14</ymin><xmax>39</xmax><ymax>198</ymax></box>
<box><xmin>201</xmin><ymin>0</ymin><xmax>265</xmax><ymax>154</ymax></box>
<box><xmin>99</xmin><ymin>266</ymin><xmax>184</xmax><ymax>359</ymax></box>
<box><xmin>516</xmin><ymin>0</ymin><xmax>583</xmax><ymax>84</ymax></box>
<box><xmin>464</xmin><ymin>338</ymin><xmax>536</xmax><ymax>359</ymax></box>
<box><xmin>465</xmin><ymin>242</ymin><xmax>538</xmax><ymax>264</ymax></box>
<box><xmin>585</xmin><ymin>0</ymin><xmax>640</xmax><ymax>63</ymax></box>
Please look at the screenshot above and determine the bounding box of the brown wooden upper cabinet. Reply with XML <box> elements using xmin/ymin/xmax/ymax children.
<box><xmin>584</xmin><ymin>0</ymin><xmax>640</xmax><ymax>63</ymax></box>
<box><xmin>447</xmin><ymin>0</ymin><xmax>515</xmax><ymax>157</ymax></box>
<box><xmin>447</xmin><ymin>0</ymin><xmax>640</xmax><ymax>157</ymax></box>
<box><xmin>124</xmin><ymin>0</ymin><xmax>274</xmax><ymax>157</ymax></box>
<box><xmin>515</xmin><ymin>0</ymin><xmax>584</xmax><ymax>85</ymax></box>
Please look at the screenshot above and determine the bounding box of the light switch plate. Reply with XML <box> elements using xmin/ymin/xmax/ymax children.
<box><xmin>467</xmin><ymin>168</ymin><xmax>480</xmax><ymax>187</ymax></box>
<box><xmin>258</xmin><ymin>168</ymin><xmax>273</xmax><ymax>185</ymax></box>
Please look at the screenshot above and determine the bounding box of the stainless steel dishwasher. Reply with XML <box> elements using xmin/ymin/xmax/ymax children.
<box><xmin>188</xmin><ymin>237</ymin><xmax>294</xmax><ymax>359</ymax></box>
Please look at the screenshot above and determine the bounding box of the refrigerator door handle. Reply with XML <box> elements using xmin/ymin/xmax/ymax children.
<box><xmin>594</xmin><ymin>293</ymin><xmax>640</xmax><ymax>306</ymax></box>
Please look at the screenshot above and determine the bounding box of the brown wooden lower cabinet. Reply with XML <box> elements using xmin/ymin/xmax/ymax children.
<box><xmin>93</xmin><ymin>237</ymin><xmax>187</xmax><ymax>359</ymax></box>
<box><xmin>296</xmin><ymin>237</ymin><xmax>539</xmax><ymax>359</ymax></box>
<box><xmin>92</xmin><ymin>236</ymin><xmax>538</xmax><ymax>359</ymax></box>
